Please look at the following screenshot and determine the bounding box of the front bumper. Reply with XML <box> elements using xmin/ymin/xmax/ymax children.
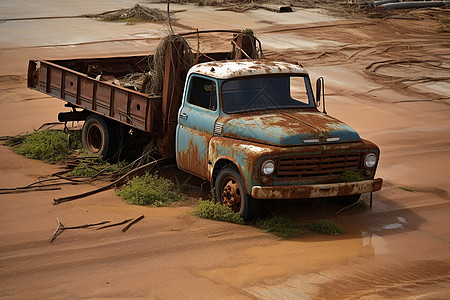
<box><xmin>251</xmin><ymin>178</ymin><xmax>383</xmax><ymax>199</ymax></box>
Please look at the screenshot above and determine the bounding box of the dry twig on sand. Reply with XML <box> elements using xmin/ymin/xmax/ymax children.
<box><xmin>50</xmin><ymin>218</ymin><xmax>111</xmax><ymax>243</ymax></box>
<box><xmin>122</xmin><ymin>215</ymin><xmax>145</xmax><ymax>232</ymax></box>
<box><xmin>96</xmin><ymin>218</ymin><xmax>133</xmax><ymax>230</ymax></box>
<box><xmin>50</xmin><ymin>216</ymin><xmax>144</xmax><ymax>243</ymax></box>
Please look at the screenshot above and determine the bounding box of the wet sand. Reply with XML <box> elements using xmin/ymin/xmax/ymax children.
<box><xmin>1</xmin><ymin>2</ymin><xmax>449</xmax><ymax>299</ymax></box>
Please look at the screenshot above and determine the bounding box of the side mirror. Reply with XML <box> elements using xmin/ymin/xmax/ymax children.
<box><xmin>315</xmin><ymin>77</ymin><xmax>326</xmax><ymax>114</ymax></box>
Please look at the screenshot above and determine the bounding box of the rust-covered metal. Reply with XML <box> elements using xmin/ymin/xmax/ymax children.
<box><xmin>27</xmin><ymin>58</ymin><xmax>161</xmax><ymax>133</ymax></box>
<box><xmin>251</xmin><ymin>178</ymin><xmax>383</xmax><ymax>199</ymax></box>
<box><xmin>232</xmin><ymin>33</ymin><xmax>258</xmax><ymax>59</ymax></box>
<box><xmin>208</xmin><ymin>136</ymin><xmax>381</xmax><ymax>196</ymax></box>
<box><xmin>188</xmin><ymin>60</ymin><xmax>308</xmax><ymax>80</ymax></box>
<box><xmin>157</xmin><ymin>38</ymin><xmax>190</xmax><ymax>159</ymax></box>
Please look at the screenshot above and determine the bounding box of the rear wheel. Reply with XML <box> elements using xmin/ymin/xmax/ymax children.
<box><xmin>214</xmin><ymin>166</ymin><xmax>256</xmax><ymax>221</ymax></box>
<box><xmin>81</xmin><ymin>114</ymin><xmax>118</xmax><ymax>160</ymax></box>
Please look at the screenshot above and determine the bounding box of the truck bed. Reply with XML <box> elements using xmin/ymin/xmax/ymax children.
<box><xmin>28</xmin><ymin>55</ymin><xmax>160</xmax><ymax>133</ymax></box>
<box><xmin>27</xmin><ymin>52</ymin><xmax>229</xmax><ymax>134</ymax></box>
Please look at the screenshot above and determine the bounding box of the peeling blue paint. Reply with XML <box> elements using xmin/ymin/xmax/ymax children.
<box><xmin>222</xmin><ymin>111</ymin><xmax>360</xmax><ymax>146</ymax></box>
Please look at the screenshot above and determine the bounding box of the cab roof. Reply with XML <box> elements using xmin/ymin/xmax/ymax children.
<box><xmin>188</xmin><ymin>60</ymin><xmax>308</xmax><ymax>79</ymax></box>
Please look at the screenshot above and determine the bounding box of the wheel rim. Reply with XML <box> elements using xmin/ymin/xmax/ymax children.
<box><xmin>221</xmin><ymin>176</ymin><xmax>242</xmax><ymax>212</ymax></box>
<box><xmin>86</xmin><ymin>123</ymin><xmax>103</xmax><ymax>153</ymax></box>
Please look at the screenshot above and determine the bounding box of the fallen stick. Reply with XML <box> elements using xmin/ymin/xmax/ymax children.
<box><xmin>96</xmin><ymin>218</ymin><xmax>133</xmax><ymax>230</ymax></box>
<box><xmin>62</xmin><ymin>220</ymin><xmax>110</xmax><ymax>229</ymax></box>
<box><xmin>53</xmin><ymin>158</ymin><xmax>165</xmax><ymax>205</ymax></box>
<box><xmin>50</xmin><ymin>218</ymin><xmax>111</xmax><ymax>243</ymax></box>
<box><xmin>50</xmin><ymin>218</ymin><xmax>64</xmax><ymax>243</ymax></box>
<box><xmin>122</xmin><ymin>215</ymin><xmax>144</xmax><ymax>232</ymax></box>
<box><xmin>0</xmin><ymin>186</ymin><xmax>61</xmax><ymax>194</ymax></box>
<box><xmin>53</xmin><ymin>173</ymin><xmax>91</xmax><ymax>183</ymax></box>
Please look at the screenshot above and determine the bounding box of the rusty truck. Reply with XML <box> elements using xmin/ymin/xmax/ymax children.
<box><xmin>27</xmin><ymin>33</ymin><xmax>382</xmax><ymax>219</ymax></box>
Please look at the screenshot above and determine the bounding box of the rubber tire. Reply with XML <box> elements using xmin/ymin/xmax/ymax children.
<box><xmin>214</xmin><ymin>166</ymin><xmax>256</xmax><ymax>221</ymax></box>
<box><xmin>332</xmin><ymin>194</ymin><xmax>361</xmax><ymax>206</ymax></box>
<box><xmin>81</xmin><ymin>114</ymin><xmax>118</xmax><ymax>160</ymax></box>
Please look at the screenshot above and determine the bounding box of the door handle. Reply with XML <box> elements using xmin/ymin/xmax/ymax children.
<box><xmin>180</xmin><ymin>113</ymin><xmax>188</xmax><ymax>120</ymax></box>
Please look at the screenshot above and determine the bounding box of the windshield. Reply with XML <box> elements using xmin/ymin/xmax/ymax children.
<box><xmin>221</xmin><ymin>75</ymin><xmax>314</xmax><ymax>114</ymax></box>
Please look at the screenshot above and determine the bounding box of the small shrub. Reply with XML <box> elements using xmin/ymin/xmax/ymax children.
<box><xmin>14</xmin><ymin>130</ymin><xmax>80</xmax><ymax>162</ymax></box>
<box><xmin>190</xmin><ymin>201</ymin><xmax>245</xmax><ymax>224</ymax></box>
<box><xmin>340</xmin><ymin>170</ymin><xmax>362</xmax><ymax>182</ymax></box>
<box><xmin>258</xmin><ymin>215</ymin><xmax>303</xmax><ymax>239</ymax></box>
<box><xmin>116</xmin><ymin>173</ymin><xmax>182</xmax><ymax>207</ymax></box>
<box><xmin>308</xmin><ymin>219</ymin><xmax>345</xmax><ymax>235</ymax></box>
<box><xmin>399</xmin><ymin>186</ymin><xmax>414</xmax><ymax>192</ymax></box>
<box><xmin>354</xmin><ymin>200</ymin><xmax>369</xmax><ymax>210</ymax></box>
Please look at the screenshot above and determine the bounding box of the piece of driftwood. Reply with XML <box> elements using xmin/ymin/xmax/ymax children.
<box><xmin>96</xmin><ymin>218</ymin><xmax>133</xmax><ymax>230</ymax></box>
<box><xmin>50</xmin><ymin>218</ymin><xmax>111</xmax><ymax>243</ymax></box>
<box><xmin>122</xmin><ymin>215</ymin><xmax>145</xmax><ymax>232</ymax></box>
<box><xmin>53</xmin><ymin>158</ymin><xmax>165</xmax><ymax>205</ymax></box>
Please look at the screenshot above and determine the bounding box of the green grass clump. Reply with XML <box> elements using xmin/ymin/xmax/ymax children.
<box><xmin>340</xmin><ymin>170</ymin><xmax>363</xmax><ymax>182</ymax></box>
<box><xmin>69</xmin><ymin>153</ymin><xmax>128</xmax><ymax>177</ymax></box>
<box><xmin>308</xmin><ymin>219</ymin><xmax>345</xmax><ymax>235</ymax></box>
<box><xmin>258</xmin><ymin>215</ymin><xmax>303</xmax><ymax>239</ymax></box>
<box><xmin>399</xmin><ymin>186</ymin><xmax>414</xmax><ymax>192</ymax></box>
<box><xmin>190</xmin><ymin>201</ymin><xmax>245</xmax><ymax>224</ymax></box>
<box><xmin>14</xmin><ymin>130</ymin><xmax>80</xmax><ymax>162</ymax></box>
<box><xmin>116</xmin><ymin>172</ymin><xmax>182</xmax><ymax>207</ymax></box>
<box><xmin>354</xmin><ymin>200</ymin><xmax>369</xmax><ymax>210</ymax></box>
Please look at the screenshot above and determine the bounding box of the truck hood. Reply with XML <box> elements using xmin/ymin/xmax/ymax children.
<box><xmin>222</xmin><ymin>111</ymin><xmax>360</xmax><ymax>146</ymax></box>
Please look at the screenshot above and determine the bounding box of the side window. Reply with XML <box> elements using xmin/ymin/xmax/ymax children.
<box><xmin>188</xmin><ymin>77</ymin><xmax>217</xmax><ymax>110</ymax></box>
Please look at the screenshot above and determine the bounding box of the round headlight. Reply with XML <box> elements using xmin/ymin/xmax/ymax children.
<box><xmin>364</xmin><ymin>153</ymin><xmax>377</xmax><ymax>168</ymax></box>
<box><xmin>261</xmin><ymin>160</ymin><xmax>275</xmax><ymax>175</ymax></box>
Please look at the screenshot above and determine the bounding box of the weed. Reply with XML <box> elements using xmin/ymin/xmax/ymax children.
<box><xmin>308</xmin><ymin>219</ymin><xmax>345</xmax><ymax>235</ymax></box>
<box><xmin>14</xmin><ymin>130</ymin><xmax>80</xmax><ymax>162</ymax></box>
<box><xmin>354</xmin><ymin>200</ymin><xmax>369</xmax><ymax>210</ymax></box>
<box><xmin>258</xmin><ymin>215</ymin><xmax>303</xmax><ymax>239</ymax></box>
<box><xmin>399</xmin><ymin>186</ymin><xmax>414</xmax><ymax>192</ymax></box>
<box><xmin>437</xmin><ymin>19</ymin><xmax>450</xmax><ymax>33</ymax></box>
<box><xmin>340</xmin><ymin>170</ymin><xmax>363</xmax><ymax>182</ymax></box>
<box><xmin>189</xmin><ymin>200</ymin><xmax>245</xmax><ymax>224</ymax></box>
<box><xmin>116</xmin><ymin>172</ymin><xmax>183</xmax><ymax>207</ymax></box>
<box><xmin>69</xmin><ymin>152</ymin><xmax>128</xmax><ymax>177</ymax></box>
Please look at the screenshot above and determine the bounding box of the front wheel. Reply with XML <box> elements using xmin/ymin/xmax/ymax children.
<box><xmin>214</xmin><ymin>166</ymin><xmax>255</xmax><ymax>221</ymax></box>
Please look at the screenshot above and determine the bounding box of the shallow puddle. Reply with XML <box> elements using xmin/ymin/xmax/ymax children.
<box><xmin>199</xmin><ymin>233</ymin><xmax>387</xmax><ymax>286</ymax></box>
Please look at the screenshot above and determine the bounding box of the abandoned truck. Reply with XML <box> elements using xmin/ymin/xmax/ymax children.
<box><xmin>27</xmin><ymin>33</ymin><xmax>382</xmax><ymax>219</ymax></box>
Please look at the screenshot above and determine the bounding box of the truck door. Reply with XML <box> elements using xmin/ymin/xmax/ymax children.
<box><xmin>176</xmin><ymin>75</ymin><xmax>219</xmax><ymax>179</ymax></box>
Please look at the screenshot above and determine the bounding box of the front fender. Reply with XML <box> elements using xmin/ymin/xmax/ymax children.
<box><xmin>209</xmin><ymin>137</ymin><xmax>273</xmax><ymax>195</ymax></box>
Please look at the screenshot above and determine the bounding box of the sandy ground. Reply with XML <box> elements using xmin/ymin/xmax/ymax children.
<box><xmin>1</xmin><ymin>1</ymin><xmax>450</xmax><ymax>299</ymax></box>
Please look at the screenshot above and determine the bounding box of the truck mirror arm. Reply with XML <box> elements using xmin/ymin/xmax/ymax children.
<box><xmin>315</xmin><ymin>77</ymin><xmax>326</xmax><ymax>114</ymax></box>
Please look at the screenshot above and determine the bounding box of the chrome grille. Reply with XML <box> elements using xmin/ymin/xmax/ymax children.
<box><xmin>276</xmin><ymin>153</ymin><xmax>361</xmax><ymax>178</ymax></box>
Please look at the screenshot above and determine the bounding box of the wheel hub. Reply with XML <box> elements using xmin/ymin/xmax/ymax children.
<box><xmin>87</xmin><ymin>124</ymin><xmax>102</xmax><ymax>153</ymax></box>
<box><xmin>221</xmin><ymin>178</ymin><xmax>241</xmax><ymax>212</ymax></box>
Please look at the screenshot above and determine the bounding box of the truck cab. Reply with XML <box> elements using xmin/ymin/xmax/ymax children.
<box><xmin>176</xmin><ymin>60</ymin><xmax>382</xmax><ymax>219</ymax></box>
